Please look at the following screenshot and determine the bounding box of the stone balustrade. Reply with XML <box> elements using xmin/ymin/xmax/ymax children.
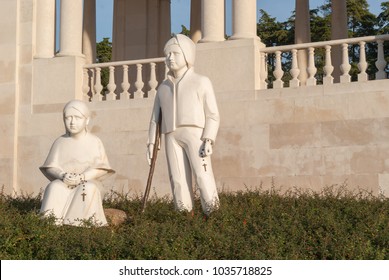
<box><xmin>82</xmin><ymin>35</ymin><xmax>389</xmax><ymax>101</ymax></box>
<box><xmin>83</xmin><ymin>57</ymin><xmax>166</xmax><ymax>101</ymax></box>
<box><xmin>260</xmin><ymin>34</ymin><xmax>389</xmax><ymax>89</ymax></box>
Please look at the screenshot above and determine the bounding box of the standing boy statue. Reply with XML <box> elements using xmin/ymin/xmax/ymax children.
<box><xmin>147</xmin><ymin>34</ymin><xmax>220</xmax><ymax>215</ymax></box>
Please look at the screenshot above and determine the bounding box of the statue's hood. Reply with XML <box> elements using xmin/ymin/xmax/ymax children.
<box><xmin>164</xmin><ymin>34</ymin><xmax>196</xmax><ymax>68</ymax></box>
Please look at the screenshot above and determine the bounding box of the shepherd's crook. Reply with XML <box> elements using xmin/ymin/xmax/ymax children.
<box><xmin>141</xmin><ymin>110</ymin><xmax>162</xmax><ymax>213</ymax></box>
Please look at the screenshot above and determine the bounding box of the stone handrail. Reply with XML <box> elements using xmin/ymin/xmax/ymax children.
<box><xmin>82</xmin><ymin>57</ymin><xmax>166</xmax><ymax>101</ymax></box>
<box><xmin>259</xmin><ymin>34</ymin><xmax>389</xmax><ymax>89</ymax></box>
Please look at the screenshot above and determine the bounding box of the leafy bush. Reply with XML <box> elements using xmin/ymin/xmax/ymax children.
<box><xmin>1</xmin><ymin>185</ymin><xmax>388</xmax><ymax>260</ymax></box>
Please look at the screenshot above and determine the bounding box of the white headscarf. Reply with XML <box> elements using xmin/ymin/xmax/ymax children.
<box><xmin>63</xmin><ymin>99</ymin><xmax>90</xmax><ymax>119</ymax></box>
<box><xmin>63</xmin><ymin>99</ymin><xmax>91</xmax><ymax>134</ymax></box>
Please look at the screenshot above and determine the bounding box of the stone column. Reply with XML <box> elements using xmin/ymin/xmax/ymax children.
<box><xmin>200</xmin><ymin>0</ymin><xmax>225</xmax><ymax>42</ymax></box>
<box><xmin>190</xmin><ymin>0</ymin><xmax>202</xmax><ymax>43</ymax></box>
<box><xmin>158</xmin><ymin>0</ymin><xmax>171</xmax><ymax>57</ymax></box>
<box><xmin>295</xmin><ymin>0</ymin><xmax>311</xmax><ymax>85</ymax></box>
<box><xmin>112</xmin><ymin>0</ymin><xmax>170</xmax><ymax>61</ymax></box>
<box><xmin>331</xmin><ymin>0</ymin><xmax>348</xmax><ymax>82</ymax></box>
<box><xmin>230</xmin><ymin>0</ymin><xmax>257</xmax><ymax>39</ymax></box>
<box><xmin>58</xmin><ymin>0</ymin><xmax>84</xmax><ymax>57</ymax></box>
<box><xmin>35</xmin><ymin>0</ymin><xmax>55</xmax><ymax>58</ymax></box>
<box><xmin>83</xmin><ymin>0</ymin><xmax>96</xmax><ymax>64</ymax></box>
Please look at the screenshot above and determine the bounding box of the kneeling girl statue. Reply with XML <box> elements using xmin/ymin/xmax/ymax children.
<box><xmin>40</xmin><ymin>99</ymin><xmax>114</xmax><ymax>226</ymax></box>
<box><xmin>147</xmin><ymin>34</ymin><xmax>220</xmax><ymax>215</ymax></box>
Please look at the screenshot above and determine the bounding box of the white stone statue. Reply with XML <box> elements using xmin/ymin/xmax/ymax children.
<box><xmin>39</xmin><ymin>99</ymin><xmax>114</xmax><ymax>226</ymax></box>
<box><xmin>147</xmin><ymin>34</ymin><xmax>220</xmax><ymax>215</ymax></box>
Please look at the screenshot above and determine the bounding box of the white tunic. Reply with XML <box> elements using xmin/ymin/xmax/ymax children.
<box><xmin>148</xmin><ymin>67</ymin><xmax>220</xmax><ymax>144</ymax></box>
<box><xmin>40</xmin><ymin>132</ymin><xmax>114</xmax><ymax>226</ymax></box>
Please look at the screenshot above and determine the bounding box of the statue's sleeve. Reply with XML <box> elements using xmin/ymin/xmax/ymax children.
<box><xmin>201</xmin><ymin>77</ymin><xmax>220</xmax><ymax>143</ymax></box>
<box><xmin>93</xmin><ymin>137</ymin><xmax>115</xmax><ymax>174</ymax></box>
<box><xmin>39</xmin><ymin>137</ymin><xmax>64</xmax><ymax>181</ymax></box>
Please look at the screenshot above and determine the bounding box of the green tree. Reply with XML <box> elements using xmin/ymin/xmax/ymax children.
<box><xmin>377</xmin><ymin>1</ymin><xmax>389</xmax><ymax>76</ymax></box>
<box><xmin>348</xmin><ymin>0</ymin><xmax>379</xmax><ymax>80</ymax></box>
<box><xmin>258</xmin><ymin>0</ymin><xmax>383</xmax><ymax>86</ymax></box>
<box><xmin>347</xmin><ymin>0</ymin><xmax>377</xmax><ymax>37</ymax></box>
<box><xmin>96</xmin><ymin>37</ymin><xmax>112</xmax><ymax>63</ymax></box>
<box><xmin>179</xmin><ymin>25</ymin><xmax>190</xmax><ymax>37</ymax></box>
<box><xmin>310</xmin><ymin>8</ymin><xmax>331</xmax><ymax>42</ymax></box>
<box><xmin>316</xmin><ymin>0</ymin><xmax>377</xmax><ymax>37</ymax></box>
<box><xmin>96</xmin><ymin>38</ymin><xmax>112</xmax><ymax>92</ymax></box>
<box><xmin>257</xmin><ymin>10</ymin><xmax>292</xmax><ymax>86</ymax></box>
<box><xmin>257</xmin><ymin>9</ymin><xmax>291</xmax><ymax>47</ymax></box>
<box><xmin>377</xmin><ymin>1</ymin><xmax>389</xmax><ymax>34</ymax></box>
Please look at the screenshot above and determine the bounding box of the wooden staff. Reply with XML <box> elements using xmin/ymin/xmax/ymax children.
<box><xmin>141</xmin><ymin>110</ymin><xmax>162</xmax><ymax>213</ymax></box>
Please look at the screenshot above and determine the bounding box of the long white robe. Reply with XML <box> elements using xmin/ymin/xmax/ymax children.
<box><xmin>40</xmin><ymin>132</ymin><xmax>114</xmax><ymax>226</ymax></box>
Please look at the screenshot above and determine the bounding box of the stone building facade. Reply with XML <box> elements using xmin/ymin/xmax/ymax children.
<box><xmin>1</xmin><ymin>0</ymin><xmax>389</xmax><ymax>198</ymax></box>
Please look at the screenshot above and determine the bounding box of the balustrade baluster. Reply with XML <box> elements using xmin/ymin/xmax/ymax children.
<box><xmin>290</xmin><ymin>49</ymin><xmax>300</xmax><ymax>88</ymax></box>
<box><xmin>259</xmin><ymin>52</ymin><xmax>268</xmax><ymax>89</ymax></box>
<box><xmin>148</xmin><ymin>63</ymin><xmax>158</xmax><ymax>97</ymax></box>
<box><xmin>307</xmin><ymin>47</ymin><xmax>317</xmax><ymax>86</ymax></box>
<box><xmin>358</xmin><ymin>41</ymin><xmax>368</xmax><ymax>82</ymax></box>
<box><xmin>257</xmin><ymin>35</ymin><xmax>389</xmax><ymax>88</ymax></box>
<box><xmin>273</xmin><ymin>51</ymin><xmax>284</xmax><ymax>88</ymax></box>
<box><xmin>106</xmin><ymin>66</ymin><xmax>117</xmax><ymax>100</ymax></box>
<box><xmin>340</xmin><ymin>43</ymin><xmax>351</xmax><ymax>83</ymax></box>
<box><xmin>89</xmin><ymin>69</ymin><xmax>95</xmax><ymax>96</ymax></box>
<box><xmin>376</xmin><ymin>40</ymin><xmax>387</xmax><ymax>80</ymax></box>
<box><xmin>82</xmin><ymin>68</ymin><xmax>90</xmax><ymax>101</ymax></box>
<box><xmin>94</xmin><ymin>67</ymin><xmax>103</xmax><ymax>101</ymax></box>
<box><xmin>323</xmin><ymin>45</ymin><xmax>334</xmax><ymax>85</ymax></box>
<box><xmin>134</xmin><ymin>64</ymin><xmax>144</xmax><ymax>98</ymax></box>
<box><xmin>120</xmin><ymin>65</ymin><xmax>130</xmax><ymax>100</ymax></box>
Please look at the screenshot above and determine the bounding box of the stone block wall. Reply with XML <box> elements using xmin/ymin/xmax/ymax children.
<box><xmin>213</xmin><ymin>80</ymin><xmax>389</xmax><ymax>196</ymax></box>
<box><xmin>0</xmin><ymin>0</ymin><xmax>35</xmax><ymax>193</ymax></box>
<box><xmin>13</xmin><ymin>79</ymin><xmax>389</xmax><ymax>198</ymax></box>
<box><xmin>0</xmin><ymin>0</ymin><xmax>17</xmax><ymax>192</ymax></box>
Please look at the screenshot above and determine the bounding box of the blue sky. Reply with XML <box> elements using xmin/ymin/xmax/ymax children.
<box><xmin>95</xmin><ymin>0</ymin><xmax>383</xmax><ymax>41</ymax></box>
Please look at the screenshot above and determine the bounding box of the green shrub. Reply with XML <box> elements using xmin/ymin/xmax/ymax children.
<box><xmin>0</xmin><ymin>186</ymin><xmax>388</xmax><ymax>259</ymax></box>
